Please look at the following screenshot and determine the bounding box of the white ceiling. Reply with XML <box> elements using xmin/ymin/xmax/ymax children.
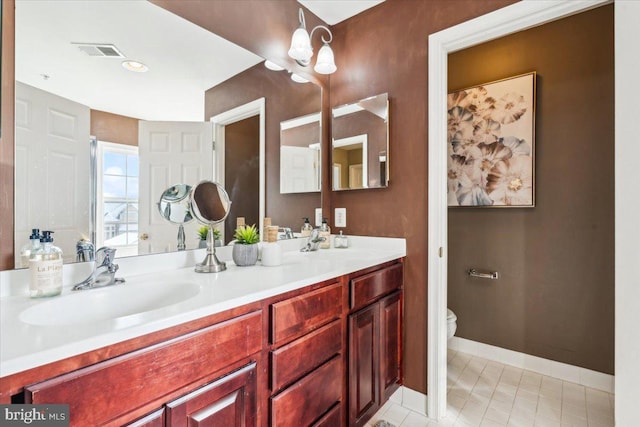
<box><xmin>15</xmin><ymin>1</ymin><xmax>262</xmax><ymax>121</ymax></box>
<box><xmin>15</xmin><ymin>1</ymin><xmax>384</xmax><ymax>122</ymax></box>
<box><xmin>298</xmin><ymin>0</ymin><xmax>385</xmax><ymax>25</ymax></box>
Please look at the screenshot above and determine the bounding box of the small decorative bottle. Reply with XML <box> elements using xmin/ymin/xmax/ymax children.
<box><xmin>319</xmin><ymin>218</ymin><xmax>331</xmax><ymax>249</ymax></box>
<box><xmin>29</xmin><ymin>230</ymin><xmax>63</xmax><ymax>298</ymax></box>
<box><xmin>20</xmin><ymin>228</ymin><xmax>41</xmax><ymax>268</ymax></box>
<box><xmin>301</xmin><ymin>217</ymin><xmax>313</xmax><ymax>238</ymax></box>
<box><xmin>334</xmin><ymin>231</ymin><xmax>349</xmax><ymax>249</ymax></box>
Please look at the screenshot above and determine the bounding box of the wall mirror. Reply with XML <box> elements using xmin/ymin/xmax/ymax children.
<box><xmin>280</xmin><ymin>113</ymin><xmax>322</xmax><ymax>194</ymax></box>
<box><xmin>331</xmin><ymin>93</ymin><xmax>389</xmax><ymax>191</ymax></box>
<box><xmin>12</xmin><ymin>0</ymin><xmax>322</xmax><ymax>267</ymax></box>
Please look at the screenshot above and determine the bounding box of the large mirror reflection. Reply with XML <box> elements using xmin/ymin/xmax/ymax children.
<box><xmin>13</xmin><ymin>0</ymin><xmax>322</xmax><ymax>266</ymax></box>
<box><xmin>332</xmin><ymin>93</ymin><xmax>389</xmax><ymax>191</ymax></box>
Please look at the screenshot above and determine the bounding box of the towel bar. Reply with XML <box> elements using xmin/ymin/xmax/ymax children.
<box><xmin>467</xmin><ymin>269</ymin><xmax>499</xmax><ymax>280</ymax></box>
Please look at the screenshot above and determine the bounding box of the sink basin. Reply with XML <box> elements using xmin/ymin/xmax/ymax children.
<box><xmin>20</xmin><ymin>281</ymin><xmax>201</xmax><ymax>326</ymax></box>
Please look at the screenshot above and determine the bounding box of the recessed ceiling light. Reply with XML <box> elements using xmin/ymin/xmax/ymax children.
<box><xmin>122</xmin><ymin>60</ymin><xmax>149</xmax><ymax>73</ymax></box>
<box><xmin>290</xmin><ymin>73</ymin><xmax>309</xmax><ymax>83</ymax></box>
<box><xmin>264</xmin><ymin>60</ymin><xmax>285</xmax><ymax>71</ymax></box>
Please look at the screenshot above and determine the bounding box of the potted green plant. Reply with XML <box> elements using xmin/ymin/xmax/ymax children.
<box><xmin>197</xmin><ymin>225</ymin><xmax>221</xmax><ymax>248</ymax></box>
<box><xmin>232</xmin><ymin>224</ymin><xmax>260</xmax><ymax>266</ymax></box>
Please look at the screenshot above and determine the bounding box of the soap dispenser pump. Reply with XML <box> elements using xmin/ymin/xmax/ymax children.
<box><xmin>20</xmin><ymin>228</ymin><xmax>41</xmax><ymax>268</ymax></box>
<box><xmin>319</xmin><ymin>218</ymin><xmax>331</xmax><ymax>249</ymax></box>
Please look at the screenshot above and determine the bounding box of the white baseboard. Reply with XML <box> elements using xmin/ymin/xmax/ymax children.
<box><xmin>448</xmin><ymin>336</ymin><xmax>614</xmax><ymax>393</ymax></box>
<box><xmin>392</xmin><ymin>386</ymin><xmax>428</xmax><ymax>416</ymax></box>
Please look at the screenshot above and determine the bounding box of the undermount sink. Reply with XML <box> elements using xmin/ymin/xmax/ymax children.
<box><xmin>20</xmin><ymin>280</ymin><xmax>201</xmax><ymax>326</ymax></box>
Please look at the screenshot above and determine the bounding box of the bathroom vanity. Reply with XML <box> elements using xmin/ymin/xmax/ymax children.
<box><xmin>0</xmin><ymin>236</ymin><xmax>405</xmax><ymax>427</ymax></box>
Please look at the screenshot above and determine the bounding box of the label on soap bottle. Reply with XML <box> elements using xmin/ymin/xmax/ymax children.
<box><xmin>29</xmin><ymin>258</ymin><xmax>63</xmax><ymax>297</ymax></box>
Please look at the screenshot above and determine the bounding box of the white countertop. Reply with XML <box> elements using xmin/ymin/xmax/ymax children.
<box><xmin>0</xmin><ymin>236</ymin><xmax>405</xmax><ymax>378</ymax></box>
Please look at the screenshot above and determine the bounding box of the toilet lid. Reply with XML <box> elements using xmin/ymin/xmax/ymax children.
<box><xmin>447</xmin><ymin>309</ymin><xmax>457</xmax><ymax>321</ymax></box>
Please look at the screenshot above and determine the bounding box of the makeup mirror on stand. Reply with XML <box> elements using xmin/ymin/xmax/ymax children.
<box><xmin>157</xmin><ymin>184</ymin><xmax>194</xmax><ymax>251</ymax></box>
<box><xmin>190</xmin><ymin>181</ymin><xmax>232</xmax><ymax>273</ymax></box>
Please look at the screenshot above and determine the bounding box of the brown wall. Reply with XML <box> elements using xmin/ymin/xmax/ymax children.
<box><xmin>205</xmin><ymin>64</ymin><xmax>322</xmax><ymax>230</ymax></box>
<box><xmin>90</xmin><ymin>110</ymin><xmax>139</xmax><ymax>147</ymax></box>
<box><xmin>329</xmin><ymin>0</ymin><xmax>516</xmax><ymax>393</ymax></box>
<box><xmin>447</xmin><ymin>5</ymin><xmax>614</xmax><ymax>374</ymax></box>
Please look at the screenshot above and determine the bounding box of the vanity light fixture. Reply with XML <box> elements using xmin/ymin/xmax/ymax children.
<box><xmin>122</xmin><ymin>60</ymin><xmax>149</xmax><ymax>73</ymax></box>
<box><xmin>264</xmin><ymin>60</ymin><xmax>285</xmax><ymax>71</ymax></box>
<box><xmin>288</xmin><ymin>8</ymin><xmax>337</xmax><ymax>75</ymax></box>
<box><xmin>290</xmin><ymin>73</ymin><xmax>309</xmax><ymax>84</ymax></box>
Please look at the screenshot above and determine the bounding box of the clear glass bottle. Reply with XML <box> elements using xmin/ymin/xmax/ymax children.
<box><xmin>20</xmin><ymin>228</ymin><xmax>41</xmax><ymax>268</ymax></box>
<box><xmin>334</xmin><ymin>231</ymin><xmax>349</xmax><ymax>249</ymax></box>
<box><xmin>301</xmin><ymin>217</ymin><xmax>313</xmax><ymax>238</ymax></box>
<box><xmin>319</xmin><ymin>218</ymin><xmax>331</xmax><ymax>249</ymax></box>
<box><xmin>29</xmin><ymin>230</ymin><xmax>63</xmax><ymax>298</ymax></box>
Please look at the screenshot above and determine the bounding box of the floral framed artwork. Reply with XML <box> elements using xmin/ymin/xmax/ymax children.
<box><xmin>447</xmin><ymin>72</ymin><xmax>536</xmax><ymax>207</ymax></box>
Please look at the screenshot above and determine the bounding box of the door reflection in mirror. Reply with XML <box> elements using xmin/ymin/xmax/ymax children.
<box><xmin>331</xmin><ymin>93</ymin><xmax>389</xmax><ymax>191</ymax></box>
<box><xmin>280</xmin><ymin>113</ymin><xmax>321</xmax><ymax>194</ymax></box>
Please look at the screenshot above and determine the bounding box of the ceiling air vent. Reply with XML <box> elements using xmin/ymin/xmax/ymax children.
<box><xmin>74</xmin><ymin>43</ymin><xmax>125</xmax><ymax>58</ymax></box>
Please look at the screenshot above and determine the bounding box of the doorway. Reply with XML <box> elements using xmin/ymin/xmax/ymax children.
<box><xmin>210</xmin><ymin>98</ymin><xmax>266</xmax><ymax>240</ymax></box>
<box><xmin>426</xmin><ymin>0</ymin><xmax>612</xmax><ymax>420</ymax></box>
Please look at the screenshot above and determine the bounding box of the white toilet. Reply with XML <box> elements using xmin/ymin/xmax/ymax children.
<box><xmin>447</xmin><ymin>309</ymin><xmax>457</xmax><ymax>339</ymax></box>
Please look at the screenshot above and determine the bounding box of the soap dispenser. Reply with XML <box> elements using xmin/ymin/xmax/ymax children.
<box><xmin>29</xmin><ymin>230</ymin><xmax>63</xmax><ymax>298</ymax></box>
<box><xmin>301</xmin><ymin>217</ymin><xmax>313</xmax><ymax>238</ymax></box>
<box><xmin>319</xmin><ymin>218</ymin><xmax>331</xmax><ymax>249</ymax></box>
<box><xmin>20</xmin><ymin>228</ymin><xmax>41</xmax><ymax>268</ymax></box>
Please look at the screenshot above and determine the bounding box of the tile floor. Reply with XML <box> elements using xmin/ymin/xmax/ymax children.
<box><xmin>366</xmin><ymin>350</ymin><xmax>614</xmax><ymax>427</ymax></box>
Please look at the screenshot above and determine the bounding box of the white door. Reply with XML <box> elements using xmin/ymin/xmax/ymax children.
<box><xmin>280</xmin><ymin>146</ymin><xmax>319</xmax><ymax>193</ymax></box>
<box><xmin>138</xmin><ymin>121</ymin><xmax>213</xmax><ymax>254</ymax></box>
<box><xmin>14</xmin><ymin>82</ymin><xmax>91</xmax><ymax>266</ymax></box>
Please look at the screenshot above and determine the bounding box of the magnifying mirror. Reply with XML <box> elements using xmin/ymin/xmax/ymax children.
<box><xmin>190</xmin><ymin>181</ymin><xmax>232</xmax><ymax>273</ymax></box>
<box><xmin>157</xmin><ymin>184</ymin><xmax>194</xmax><ymax>251</ymax></box>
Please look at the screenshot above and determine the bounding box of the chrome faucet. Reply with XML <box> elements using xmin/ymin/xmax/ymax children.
<box><xmin>72</xmin><ymin>247</ymin><xmax>125</xmax><ymax>291</ymax></box>
<box><xmin>279</xmin><ymin>227</ymin><xmax>295</xmax><ymax>240</ymax></box>
<box><xmin>76</xmin><ymin>239</ymin><xmax>95</xmax><ymax>262</ymax></box>
<box><xmin>300</xmin><ymin>228</ymin><xmax>326</xmax><ymax>252</ymax></box>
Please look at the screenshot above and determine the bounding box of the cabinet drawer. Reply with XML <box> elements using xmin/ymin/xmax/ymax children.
<box><xmin>271</xmin><ymin>319</ymin><xmax>342</xmax><ymax>392</ymax></box>
<box><xmin>350</xmin><ymin>263</ymin><xmax>403</xmax><ymax>311</ymax></box>
<box><xmin>270</xmin><ymin>355</ymin><xmax>342</xmax><ymax>427</ymax></box>
<box><xmin>26</xmin><ymin>311</ymin><xmax>262</xmax><ymax>426</ymax></box>
<box><xmin>271</xmin><ymin>282</ymin><xmax>342</xmax><ymax>345</ymax></box>
<box><xmin>311</xmin><ymin>403</ymin><xmax>342</xmax><ymax>427</ymax></box>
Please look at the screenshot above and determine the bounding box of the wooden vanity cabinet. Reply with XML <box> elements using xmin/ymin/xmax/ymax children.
<box><xmin>348</xmin><ymin>264</ymin><xmax>403</xmax><ymax>427</ymax></box>
<box><xmin>26</xmin><ymin>310</ymin><xmax>262</xmax><ymax>426</ymax></box>
<box><xmin>9</xmin><ymin>259</ymin><xmax>404</xmax><ymax>427</ymax></box>
<box><xmin>268</xmin><ymin>281</ymin><xmax>346</xmax><ymax>427</ymax></box>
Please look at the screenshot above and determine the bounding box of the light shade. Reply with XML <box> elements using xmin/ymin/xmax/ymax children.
<box><xmin>264</xmin><ymin>60</ymin><xmax>285</xmax><ymax>71</ymax></box>
<box><xmin>288</xmin><ymin>27</ymin><xmax>313</xmax><ymax>62</ymax></box>
<box><xmin>290</xmin><ymin>73</ymin><xmax>309</xmax><ymax>84</ymax></box>
<box><xmin>313</xmin><ymin>43</ymin><xmax>337</xmax><ymax>74</ymax></box>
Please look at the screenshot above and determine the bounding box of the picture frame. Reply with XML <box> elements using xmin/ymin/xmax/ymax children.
<box><xmin>447</xmin><ymin>72</ymin><xmax>536</xmax><ymax>207</ymax></box>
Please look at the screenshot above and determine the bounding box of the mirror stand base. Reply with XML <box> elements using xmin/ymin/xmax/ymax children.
<box><xmin>195</xmin><ymin>250</ymin><xmax>227</xmax><ymax>273</ymax></box>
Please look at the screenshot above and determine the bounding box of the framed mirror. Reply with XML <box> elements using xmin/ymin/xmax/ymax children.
<box><xmin>11</xmin><ymin>0</ymin><xmax>322</xmax><ymax>267</ymax></box>
<box><xmin>331</xmin><ymin>93</ymin><xmax>389</xmax><ymax>191</ymax></box>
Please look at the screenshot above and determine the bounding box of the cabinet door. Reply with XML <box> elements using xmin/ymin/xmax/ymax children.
<box><xmin>166</xmin><ymin>362</ymin><xmax>257</xmax><ymax>427</ymax></box>
<box><xmin>348</xmin><ymin>304</ymin><xmax>379</xmax><ymax>427</ymax></box>
<box><xmin>379</xmin><ymin>291</ymin><xmax>402</xmax><ymax>402</ymax></box>
<box><xmin>124</xmin><ymin>408</ymin><xmax>165</xmax><ymax>427</ymax></box>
